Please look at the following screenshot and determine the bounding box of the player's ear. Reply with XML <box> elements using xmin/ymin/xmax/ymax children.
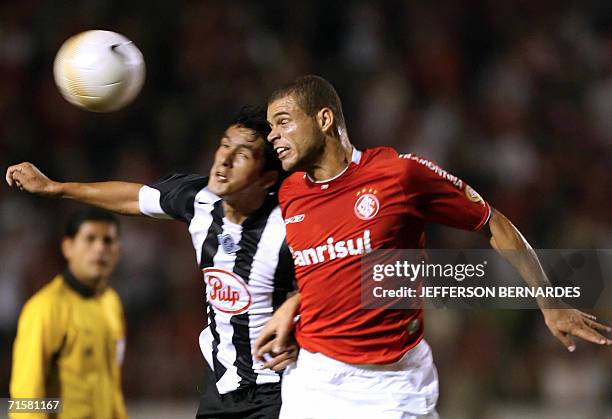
<box><xmin>317</xmin><ymin>108</ymin><xmax>334</xmax><ymax>134</ymax></box>
<box><xmin>260</xmin><ymin>170</ymin><xmax>278</xmax><ymax>191</ymax></box>
<box><xmin>61</xmin><ymin>237</ymin><xmax>73</xmax><ymax>260</ymax></box>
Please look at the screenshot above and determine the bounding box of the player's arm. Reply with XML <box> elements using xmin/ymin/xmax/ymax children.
<box><xmin>483</xmin><ymin>208</ymin><xmax>611</xmax><ymax>351</ymax></box>
<box><xmin>6</xmin><ymin>162</ymin><xmax>142</xmax><ymax>215</ymax></box>
<box><xmin>253</xmin><ymin>292</ymin><xmax>300</xmax><ymax>369</ymax></box>
<box><xmin>10</xmin><ymin>297</ymin><xmax>63</xmax><ymax>418</ymax></box>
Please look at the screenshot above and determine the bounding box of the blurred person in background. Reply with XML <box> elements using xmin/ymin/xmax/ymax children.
<box><xmin>255</xmin><ymin>75</ymin><xmax>611</xmax><ymax>419</ymax></box>
<box><xmin>10</xmin><ymin>209</ymin><xmax>127</xmax><ymax>419</ymax></box>
<box><xmin>6</xmin><ymin>106</ymin><xmax>296</xmax><ymax>419</ymax></box>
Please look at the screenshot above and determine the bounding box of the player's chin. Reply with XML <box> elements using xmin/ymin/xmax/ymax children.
<box><xmin>281</xmin><ymin>157</ymin><xmax>298</xmax><ymax>172</ymax></box>
<box><xmin>208</xmin><ymin>181</ymin><xmax>228</xmax><ymax>196</ymax></box>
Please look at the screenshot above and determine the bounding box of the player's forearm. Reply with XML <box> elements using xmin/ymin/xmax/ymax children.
<box><xmin>283</xmin><ymin>292</ymin><xmax>301</xmax><ymax>315</ymax></box>
<box><xmin>487</xmin><ymin>208</ymin><xmax>553</xmax><ymax>307</ymax></box>
<box><xmin>55</xmin><ymin>181</ymin><xmax>143</xmax><ymax>215</ymax></box>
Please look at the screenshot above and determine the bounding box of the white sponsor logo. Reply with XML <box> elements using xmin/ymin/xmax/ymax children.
<box><xmin>399</xmin><ymin>153</ymin><xmax>463</xmax><ymax>188</ymax></box>
<box><xmin>354</xmin><ymin>194</ymin><xmax>380</xmax><ymax>220</ymax></box>
<box><xmin>291</xmin><ymin>230</ymin><xmax>372</xmax><ymax>267</ymax></box>
<box><xmin>284</xmin><ymin>214</ymin><xmax>305</xmax><ymax>224</ymax></box>
<box><xmin>203</xmin><ymin>267</ymin><xmax>252</xmax><ymax>314</ymax></box>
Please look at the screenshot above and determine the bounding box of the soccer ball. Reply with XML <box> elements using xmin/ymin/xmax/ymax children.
<box><xmin>53</xmin><ymin>30</ymin><xmax>145</xmax><ymax>112</ymax></box>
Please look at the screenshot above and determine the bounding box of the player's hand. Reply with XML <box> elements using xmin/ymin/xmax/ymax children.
<box><xmin>542</xmin><ymin>307</ymin><xmax>612</xmax><ymax>352</ymax></box>
<box><xmin>254</xmin><ymin>293</ymin><xmax>300</xmax><ymax>362</ymax></box>
<box><xmin>6</xmin><ymin>162</ymin><xmax>59</xmax><ymax>196</ymax></box>
<box><xmin>258</xmin><ymin>336</ymin><xmax>299</xmax><ymax>371</ymax></box>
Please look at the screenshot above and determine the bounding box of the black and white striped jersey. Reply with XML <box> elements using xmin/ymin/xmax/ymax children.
<box><xmin>138</xmin><ymin>173</ymin><xmax>295</xmax><ymax>394</ymax></box>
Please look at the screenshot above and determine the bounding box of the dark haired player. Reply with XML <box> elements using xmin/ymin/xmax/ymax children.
<box><xmin>255</xmin><ymin>76</ymin><xmax>612</xmax><ymax>418</ymax></box>
<box><xmin>7</xmin><ymin>107</ymin><xmax>296</xmax><ymax>419</ymax></box>
<box><xmin>10</xmin><ymin>209</ymin><xmax>127</xmax><ymax>419</ymax></box>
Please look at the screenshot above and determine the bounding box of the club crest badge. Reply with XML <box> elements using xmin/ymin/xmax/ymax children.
<box><xmin>354</xmin><ymin>188</ymin><xmax>380</xmax><ymax>220</ymax></box>
<box><xmin>218</xmin><ymin>233</ymin><xmax>241</xmax><ymax>254</ymax></box>
<box><xmin>465</xmin><ymin>185</ymin><xmax>484</xmax><ymax>204</ymax></box>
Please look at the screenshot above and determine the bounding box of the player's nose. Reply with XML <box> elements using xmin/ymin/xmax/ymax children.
<box><xmin>267</xmin><ymin>128</ymin><xmax>279</xmax><ymax>143</ymax></box>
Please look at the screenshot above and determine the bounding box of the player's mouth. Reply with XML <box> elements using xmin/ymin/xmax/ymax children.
<box><xmin>92</xmin><ymin>259</ymin><xmax>109</xmax><ymax>268</ymax></box>
<box><xmin>275</xmin><ymin>147</ymin><xmax>290</xmax><ymax>160</ymax></box>
<box><xmin>215</xmin><ymin>171</ymin><xmax>229</xmax><ymax>183</ymax></box>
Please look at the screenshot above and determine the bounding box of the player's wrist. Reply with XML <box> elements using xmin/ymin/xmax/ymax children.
<box><xmin>48</xmin><ymin>181</ymin><xmax>64</xmax><ymax>197</ymax></box>
<box><xmin>538</xmin><ymin>296</ymin><xmax>564</xmax><ymax>311</ymax></box>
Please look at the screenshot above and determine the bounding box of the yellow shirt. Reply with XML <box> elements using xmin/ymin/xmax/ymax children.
<box><xmin>10</xmin><ymin>272</ymin><xmax>128</xmax><ymax>419</ymax></box>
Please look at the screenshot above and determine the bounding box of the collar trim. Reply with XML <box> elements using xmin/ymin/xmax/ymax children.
<box><xmin>63</xmin><ymin>269</ymin><xmax>96</xmax><ymax>298</ymax></box>
<box><xmin>306</xmin><ymin>148</ymin><xmax>362</xmax><ymax>184</ymax></box>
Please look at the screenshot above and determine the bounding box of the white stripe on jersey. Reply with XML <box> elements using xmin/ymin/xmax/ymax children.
<box><xmin>249</xmin><ymin>206</ymin><xmax>286</xmax><ymax>385</ymax></box>
<box><xmin>208</xmin><ymin>218</ymin><xmax>242</xmax><ymax>394</ymax></box>
<box><xmin>140</xmin><ymin>176</ymin><xmax>293</xmax><ymax>395</ymax></box>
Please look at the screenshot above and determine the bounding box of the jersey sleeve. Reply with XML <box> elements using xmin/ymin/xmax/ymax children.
<box><xmin>399</xmin><ymin>154</ymin><xmax>491</xmax><ymax>230</ymax></box>
<box><xmin>139</xmin><ymin>173</ymin><xmax>209</xmax><ymax>223</ymax></box>
<box><xmin>10</xmin><ymin>294</ymin><xmax>64</xmax><ymax>405</ymax></box>
<box><xmin>272</xmin><ymin>239</ymin><xmax>296</xmax><ymax>310</ymax></box>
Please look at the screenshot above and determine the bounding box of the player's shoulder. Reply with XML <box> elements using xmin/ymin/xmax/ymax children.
<box><xmin>21</xmin><ymin>276</ymin><xmax>66</xmax><ymax>316</ymax></box>
<box><xmin>101</xmin><ymin>287</ymin><xmax>125</xmax><ymax>310</ymax></box>
<box><xmin>364</xmin><ymin>148</ymin><xmax>444</xmax><ymax>173</ymax></box>
<box><xmin>103</xmin><ymin>286</ymin><xmax>122</xmax><ymax>303</ymax></box>
<box><xmin>360</xmin><ymin>146</ymin><xmax>416</xmax><ymax>173</ymax></box>
<box><xmin>149</xmin><ymin>173</ymin><xmax>209</xmax><ymax>191</ymax></box>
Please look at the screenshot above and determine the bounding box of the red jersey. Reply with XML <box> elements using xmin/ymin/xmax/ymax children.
<box><xmin>279</xmin><ymin>147</ymin><xmax>491</xmax><ymax>364</ymax></box>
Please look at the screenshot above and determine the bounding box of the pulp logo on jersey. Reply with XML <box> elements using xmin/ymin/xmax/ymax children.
<box><xmin>355</xmin><ymin>188</ymin><xmax>380</xmax><ymax>220</ymax></box>
<box><xmin>203</xmin><ymin>267</ymin><xmax>252</xmax><ymax>314</ymax></box>
<box><xmin>291</xmin><ymin>230</ymin><xmax>372</xmax><ymax>267</ymax></box>
<box><xmin>285</xmin><ymin>214</ymin><xmax>305</xmax><ymax>224</ymax></box>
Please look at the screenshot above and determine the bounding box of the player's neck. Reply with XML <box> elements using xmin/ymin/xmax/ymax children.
<box><xmin>66</xmin><ymin>267</ymin><xmax>108</xmax><ymax>295</ymax></box>
<box><xmin>307</xmin><ymin>135</ymin><xmax>353</xmax><ymax>182</ymax></box>
<box><xmin>222</xmin><ymin>192</ymin><xmax>266</xmax><ymax>225</ymax></box>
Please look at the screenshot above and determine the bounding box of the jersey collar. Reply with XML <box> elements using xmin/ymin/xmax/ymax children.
<box><xmin>63</xmin><ymin>269</ymin><xmax>97</xmax><ymax>298</ymax></box>
<box><xmin>305</xmin><ymin>148</ymin><xmax>362</xmax><ymax>184</ymax></box>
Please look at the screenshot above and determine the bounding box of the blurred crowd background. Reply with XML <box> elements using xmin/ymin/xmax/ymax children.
<box><xmin>0</xmin><ymin>1</ymin><xmax>610</xmax><ymax>418</ymax></box>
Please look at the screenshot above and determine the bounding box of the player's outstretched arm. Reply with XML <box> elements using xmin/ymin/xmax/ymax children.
<box><xmin>254</xmin><ymin>293</ymin><xmax>301</xmax><ymax>368</ymax></box>
<box><xmin>485</xmin><ymin>207</ymin><xmax>611</xmax><ymax>351</ymax></box>
<box><xmin>6</xmin><ymin>162</ymin><xmax>143</xmax><ymax>215</ymax></box>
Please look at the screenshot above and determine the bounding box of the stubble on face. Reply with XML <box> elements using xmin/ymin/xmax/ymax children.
<box><xmin>268</xmin><ymin>95</ymin><xmax>325</xmax><ymax>173</ymax></box>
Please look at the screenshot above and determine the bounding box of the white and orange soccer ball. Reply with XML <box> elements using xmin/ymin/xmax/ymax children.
<box><xmin>53</xmin><ymin>30</ymin><xmax>145</xmax><ymax>112</ymax></box>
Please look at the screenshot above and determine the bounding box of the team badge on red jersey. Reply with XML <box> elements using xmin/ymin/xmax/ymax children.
<box><xmin>465</xmin><ymin>185</ymin><xmax>484</xmax><ymax>204</ymax></box>
<box><xmin>354</xmin><ymin>188</ymin><xmax>380</xmax><ymax>220</ymax></box>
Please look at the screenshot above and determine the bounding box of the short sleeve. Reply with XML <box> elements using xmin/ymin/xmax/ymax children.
<box><xmin>139</xmin><ymin>173</ymin><xmax>210</xmax><ymax>223</ymax></box>
<box><xmin>399</xmin><ymin>154</ymin><xmax>491</xmax><ymax>231</ymax></box>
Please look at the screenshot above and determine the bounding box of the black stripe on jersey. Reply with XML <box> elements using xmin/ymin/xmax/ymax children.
<box><xmin>231</xmin><ymin>196</ymin><xmax>276</xmax><ymax>388</ymax></box>
<box><xmin>150</xmin><ymin>174</ymin><xmax>209</xmax><ymax>223</ymax></box>
<box><xmin>200</xmin><ymin>200</ymin><xmax>226</xmax><ymax>381</ymax></box>
<box><xmin>272</xmin><ymin>240</ymin><xmax>295</xmax><ymax>311</ymax></box>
